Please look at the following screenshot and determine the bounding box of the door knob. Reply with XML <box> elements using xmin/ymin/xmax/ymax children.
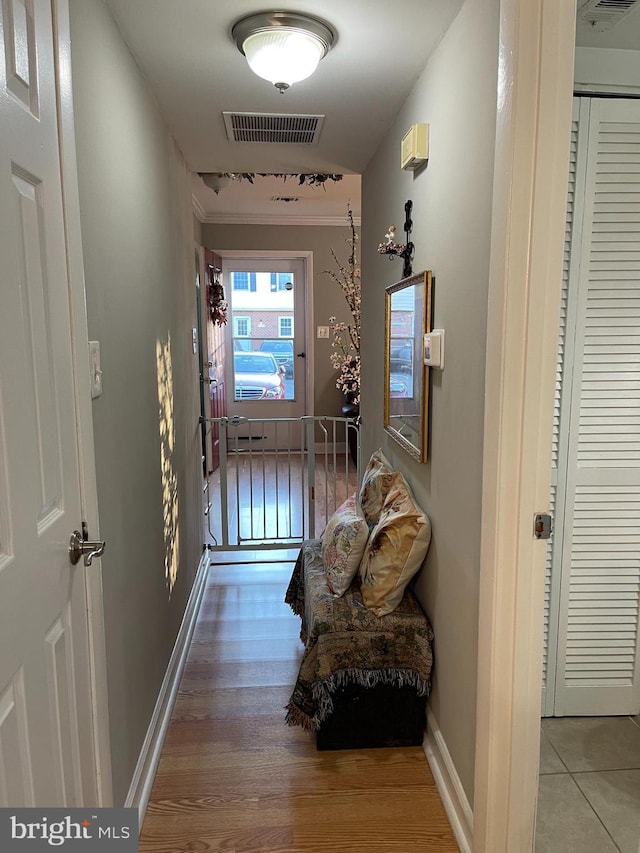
<box><xmin>69</xmin><ymin>530</ymin><xmax>106</xmax><ymax>566</ymax></box>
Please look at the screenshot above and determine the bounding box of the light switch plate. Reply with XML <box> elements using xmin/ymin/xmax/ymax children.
<box><xmin>317</xmin><ymin>325</ymin><xmax>330</xmax><ymax>339</ymax></box>
<box><xmin>89</xmin><ymin>341</ymin><xmax>102</xmax><ymax>398</ymax></box>
<box><xmin>424</xmin><ymin>329</ymin><xmax>444</xmax><ymax>368</ymax></box>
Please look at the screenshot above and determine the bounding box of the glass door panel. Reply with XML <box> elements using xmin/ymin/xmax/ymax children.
<box><xmin>223</xmin><ymin>258</ymin><xmax>306</xmax><ymax>422</ymax></box>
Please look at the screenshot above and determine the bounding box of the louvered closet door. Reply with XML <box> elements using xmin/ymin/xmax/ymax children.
<box><xmin>553</xmin><ymin>98</ymin><xmax>640</xmax><ymax>716</ymax></box>
<box><xmin>542</xmin><ymin>100</ymin><xmax>582</xmax><ymax>716</ymax></box>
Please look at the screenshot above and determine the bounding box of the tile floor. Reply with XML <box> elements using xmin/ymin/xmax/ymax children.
<box><xmin>536</xmin><ymin>714</ymin><xmax>640</xmax><ymax>853</ymax></box>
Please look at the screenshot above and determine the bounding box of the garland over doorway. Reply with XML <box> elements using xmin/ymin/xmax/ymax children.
<box><xmin>199</xmin><ymin>172</ymin><xmax>343</xmax><ymax>194</ymax></box>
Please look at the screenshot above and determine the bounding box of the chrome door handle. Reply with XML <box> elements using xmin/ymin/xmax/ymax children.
<box><xmin>69</xmin><ymin>530</ymin><xmax>106</xmax><ymax>566</ymax></box>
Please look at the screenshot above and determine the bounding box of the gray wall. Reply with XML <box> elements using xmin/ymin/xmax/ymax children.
<box><xmin>360</xmin><ymin>0</ymin><xmax>499</xmax><ymax>805</ymax></box>
<box><xmin>201</xmin><ymin>223</ymin><xmax>360</xmax><ymax>417</ymax></box>
<box><xmin>70</xmin><ymin>0</ymin><xmax>203</xmax><ymax>804</ymax></box>
<box><xmin>575</xmin><ymin>46</ymin><xmax>640</xmax><ymax>89</ymax></box>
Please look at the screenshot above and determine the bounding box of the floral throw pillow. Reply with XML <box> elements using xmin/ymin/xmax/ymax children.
<box><xmin>358</xmin><ymin>449</ymin><xmax>397</xmax><ymax>527</ymax></box>
<box><xmin>321</xmin><ymin>495</ymin><xmax>369</xmax><ymax>597</ymax></box>
<box><xmin>359</xmin><ymin>476</ymin><xmax>431</xmax><ymax>616</ymax></box>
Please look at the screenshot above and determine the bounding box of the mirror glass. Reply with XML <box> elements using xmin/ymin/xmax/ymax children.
<box><xmin>384</xmin><ymin>270</ymin><xmax>431</xmax><ymax>461</ymax></box>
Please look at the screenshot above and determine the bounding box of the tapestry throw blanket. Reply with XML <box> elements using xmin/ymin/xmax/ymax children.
<box><xmin>284</xmin><ymin>539</ymin><xmax>434</xmax><ymax>732</ymax></box>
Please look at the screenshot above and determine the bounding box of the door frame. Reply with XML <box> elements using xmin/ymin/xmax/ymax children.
<box><xmin>473</xmin><ymin>1</ymin><xmax>576</xmax><ymax>850</ymax></box>
<box><xmin>194</xmin><ymin>246</ymin><xmax>208</xmax><ymax>476</ymax></box>
<box><xmin>217</xmin><ymin>250</ymin><xmax>315</xmax><ymax>417</ymax></box>
<box><xmin>54</xmin><ymin>0</ymin><xmax>112</xmax><ymax>805</ymax></box>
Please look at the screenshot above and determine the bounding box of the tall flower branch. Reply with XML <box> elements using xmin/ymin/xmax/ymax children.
<box><xmin>325</xmin><ymin>206</ymin><xmax>361</xmax><ymax>404</ymax></box>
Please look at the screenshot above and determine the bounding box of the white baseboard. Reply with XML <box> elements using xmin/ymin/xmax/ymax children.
<box><xmin>424</xmin><ymin>706</ymin><xmax>474</xmax><ymax>853</ymax></box>
<box><xmin>125</xmin><ymin>547</ymin><xmax>210</xmax><ymax>821</ymax></box>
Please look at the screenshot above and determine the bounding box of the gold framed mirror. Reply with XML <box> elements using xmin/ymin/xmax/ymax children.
<box><xmin>384</xmin><ymin>270</ymin><xmax>432</xmax><ymax>462</ymax></box>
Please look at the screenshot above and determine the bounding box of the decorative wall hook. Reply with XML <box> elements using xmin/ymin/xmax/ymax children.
<box><xmin>377</xmin><ymin>199</ymin><xmax>415</xmax><ymax>278</ymax></box>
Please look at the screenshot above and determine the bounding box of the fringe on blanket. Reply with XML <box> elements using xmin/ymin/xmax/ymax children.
<box><xmin>285</xmin><ymin>702</ymin><xmax>316</xmax><ymax>732</ymax></box>
<box><xmin>285</xmin><ymin>667</ymin><xmax>431</xmax><ymax>732</ymax></box>
<box><xmin>285</xmin><ymin>597</ymin><xmax>304</xmax><ymax>618</ymax></box>
<box><xmin>284</xmin><ymin>597</ymin><xmax>308</xmax><ymax>643</ymax></box>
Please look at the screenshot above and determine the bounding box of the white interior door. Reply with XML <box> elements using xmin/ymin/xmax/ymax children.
<box><xmin>545</xmin><ymin>97</ymin><xmax>640</xmax><ymax>716</ymax></box>
<box><xmin>0</xmin><ymin>0</ymin><xmax>99</xmax><ymax>804</ymax></box>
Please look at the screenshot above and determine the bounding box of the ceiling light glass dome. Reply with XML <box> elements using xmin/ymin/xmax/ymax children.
<box><xmin>232</xmin><ymin>12</ymin><xmax>335</xmax><ymax>92</ymax></box>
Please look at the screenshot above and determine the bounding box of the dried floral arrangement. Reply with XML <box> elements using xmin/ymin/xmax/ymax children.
<box><xmin>207</xmin><ymin>275</ymin><xmax>228</xmax><ymax>326</ymax></box>
<box><xmin>326</xmin><ymin>206</ymin><xmax>361</xmax><ymax>404</ymax></box>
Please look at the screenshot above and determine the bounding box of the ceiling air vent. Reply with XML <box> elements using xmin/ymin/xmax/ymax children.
<box><xmin>578</xmin><ymin>0</ymin><xmax>639</xmax><ymax>30</ymax></box>
<box><xmin>272</xmin><ymin>196</ymin><xmax>301</xmax><ymax>203</ymax></box>
<box><xmin>223</xmin><ymin>112</ymin><xmax>325</xmax><ymax>144</ymax></box>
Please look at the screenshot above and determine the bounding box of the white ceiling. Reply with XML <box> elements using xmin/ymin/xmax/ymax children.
<box><xmin>575</xmin><ymin>0</ymin><xmax>640</xmax><ymax>48</ymax></box>
<box><xmin>104</xmin><ymin>0</ymin><xmax>640</xmax><ymax>224</ymax></box>
<box><xmin>104</xmin><ymin>0</ymin><xmax>465</xmax><ymax>222</ymax></box>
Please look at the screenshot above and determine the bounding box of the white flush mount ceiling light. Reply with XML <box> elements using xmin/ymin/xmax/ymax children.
<box><xmin>232</xmin><ymin>11</ymin><xmax>335</xmax><ymax>93</ymax></box>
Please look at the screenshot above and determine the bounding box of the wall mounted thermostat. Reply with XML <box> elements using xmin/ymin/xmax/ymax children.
<box><xmin>401</xmin><ymin>123</ymin><xmax>429</xmax><ymax>170</ymax></box>
<box><xmin>424</xmin><ymin>329</ymin><xmax>444</xmax><ymax>369</ymax></box>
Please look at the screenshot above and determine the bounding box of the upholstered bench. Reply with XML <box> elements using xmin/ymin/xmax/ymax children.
<box><xmin>285</xmin><ymin>538</ymin><xmax>434</xmax><ymax>750</ymax></box>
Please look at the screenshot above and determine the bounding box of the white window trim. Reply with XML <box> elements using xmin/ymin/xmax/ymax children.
<box><xmin>278</xmin><ymin>316</ymin><xmax>293</xmax><ymax>338</ymax></box>
<box><xmin>234</xmin><ymin>316</ymin><xmax>251</xmax><ymax>337</ymax></box>
<box><xmin>231</xmin><ymin>272</ymin><xmax>255</xmax><ymax>291</ymax></box>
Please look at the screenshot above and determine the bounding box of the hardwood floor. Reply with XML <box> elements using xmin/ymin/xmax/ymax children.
<box><xmin>139</xmin><ymin>554</ymin><xmax>458</xmax><ymax>852</ymax></box>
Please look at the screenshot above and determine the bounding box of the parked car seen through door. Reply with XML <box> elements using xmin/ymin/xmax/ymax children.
<box><xmin>234</xmin><ymin>351</ymin><xmax>286</xmax><ymax>401</ymax></box>
<box><xmin>259</xmin><ymin>339</ymin><xmax>294</xmax><ymax>376</ymax></box>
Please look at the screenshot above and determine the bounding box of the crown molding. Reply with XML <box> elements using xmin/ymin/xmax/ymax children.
<box><xmin>191</xmin><ymin>193</ymin><xmax>361</xmax><ymax>227</ymax></box>
<box><xmin>192</xmin><ymin>195</ymin><xmax>206</xmax><ymax>221</ymax></box>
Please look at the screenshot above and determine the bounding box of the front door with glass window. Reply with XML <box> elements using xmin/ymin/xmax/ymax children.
<box><xmin>223</xmin><ymin>257</ymin><xmax>307</xmax><ymax>422</ymax></box>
